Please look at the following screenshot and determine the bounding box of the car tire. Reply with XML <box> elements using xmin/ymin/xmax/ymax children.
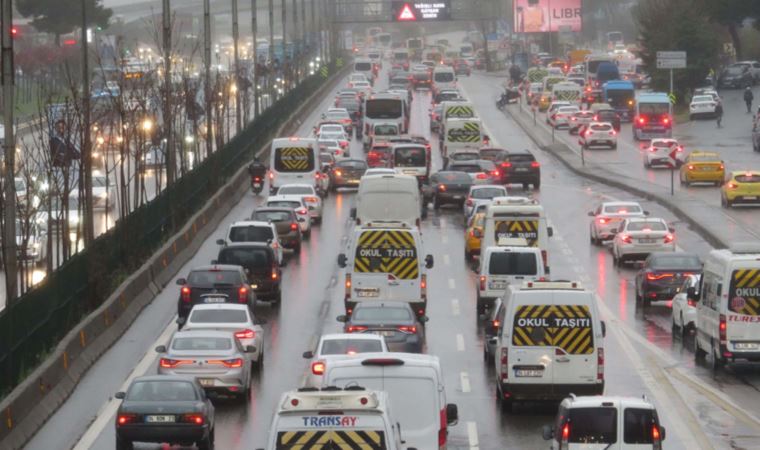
<box><xmin>304</xmin><ymin>228</ymin><xmax>311</xmax><ymax>240</ymax></box>
<box><xmin>533</xmin><ymin>181</ymin><xmax>540</xmax><ymax>189</ymax></box>
<box><xmin>499</xmin><ymin>390</ymin><xmax>514</xmax><ymax>414</ymax></box>
<box><xmin>611</xmin><ymin>143</ymin><xmax>617</xmax><ymax>150</ymax></box>
<box><xmin>116</xmin><ymin>437</ymin><xmax>133</xmax><ymax>450</ymax></box>
<box><xmin>314</xmin><ymin>216</ymin><xmax>322</xmax><ymax>225</ymax></box>
<box><xmin>694</xmin><ymin>338</ymin><xmax>707</xmax><ymax>360</ymax></box>
<box><xmin>711</xmin><ymin>340</ymin><xmax>726</xmax><ymax>371</ymax></box>
<box><xmin>522</xmin><ymin>183</ymin><xmax>529</xmax><ymax>190</ymax></box>
<box><xmin>465</xmin><ymin>249</ymin><xmax>472</xmax><ymax>262</ymax></box>
<box><xmin>294</xmin><ymin>243</ymin><xmax>302</xmax><ymax>255</ymax></box>
<box><xmin>433</xmin><ymin>198</ymin><xmax>441</xmax><ymax>210</ymax></box>
<box><xmin>272</xmin><ymin>290</ymin><xmax>282</xmax><ymax>305</ymax></box>
<box><xmin>680</xmin><ymin>175</ymin><xmax>688</xmax><ymax>186</ymax></box>
<box><xmin>197</xmin><ymin>429</ymin><xmax>215</xmax><ymax>450</ymax></box>
<box><xmin>644</xmin><ymin>160</ymin><xmax>650</xmax><ymax>168</ymax></box>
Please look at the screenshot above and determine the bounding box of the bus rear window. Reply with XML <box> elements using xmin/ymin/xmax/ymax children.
<box><xmin>355</xmin><ymin>62</ymin><xmax>372</xmax><ymax>71</ymax></box>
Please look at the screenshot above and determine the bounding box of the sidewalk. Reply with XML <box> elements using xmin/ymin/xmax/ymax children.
<box><xmin>506</xmin><ymin>101</ymin><xmax>759</xmax><ymax>249</ymax></box>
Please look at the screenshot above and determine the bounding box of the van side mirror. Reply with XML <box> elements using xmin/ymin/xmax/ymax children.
<box><xmin>337</xmin><ymin>253</ymin><xmax>347</xmax><ymax>268</ymax></box>
<box><xmin>211</xmin><ymin>259</ymin><xmax>218</xmax><ymax>265</ymax></box>
<box><xmin>643</xmin><ymin>210</ymin><xmax>650</xmax><ymax>216</ymax></box>
<box><xmin>114</xmin><ymin>391</ymin><xmax>126</xmax><ymax>400</ymax></box>
<box><xmin>659</xmin><ymin>426</ymin><xmax>666</xmax><ymax>441</ymax></box>
<box><xmin>542</xmin><ymin>425</ymin><xmax>554</xmax><ymax>441</ymax></box>
<box><xmin>425</xmin><ymin>254</ymin><xmax>434</xmax><ymax>269</ymax></box>
<box><xmin>686</xmin><ymin>286</ymin><xmax>698</xmax><ymax>300</ymax></box>
<box><xmin>446</xmin><ymin>403</ymin><xmax>458</xmax><ymax>426</ymax></box>
<box><xmin>336</xmin><ymin>315</ymin><xmax>348</xmax><ymax>323</ymax></box>
<box><xmin>155</xmin><ymin>345</ymin><xmax>167</xmax><ymax>353</ymax></box>
<box><xmin>216</xmin><ymin>239</ymin><xmax>226</xmax><ymax>246</ymax></box>
<box><xmin>548</xmin><ymin>227</ymin><xmax>554</xmax><ymax>237</ymax></box>
<box><xmin>245</xmin><ymin>345</ymin><xmax>256</xmax><ymax>353</ymax></box>
<box><xmin>601</xmin><ymin>320</ymin><xmax>607</xmax><ymax>338</ymax></box>
<box><xmin>302</xmin><ymin>350</ymin><xmax>314</xmax><ymax>359</ymax></box>
<box><xmin>175</xmin><ymin>278</ymin><xmax>187</xmax><ymax>285</ymax></box>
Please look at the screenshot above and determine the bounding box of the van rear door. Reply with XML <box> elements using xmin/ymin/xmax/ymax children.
<box><xmin>726</xmin><ymin>268</ymin><xmax>760</xmax><ymax>351</ymax></box>
<box><xmin>352</xmin><ymin>229</ymin><xmax>420</xmax><ymax>301</ymax></box>
<box><xmin>274</xmin><ymin>414</ymin><xmax>389</xmax><ymax>449</ymax></box>
<box><xmin>487</xmin><ymin>249</ymin><xmax>541</xmax><ymax>288</ymax></box>
<box><xmin>509</xmin><ymin>301</ymin><xmax>556</xmax><ymax>388</ymax></box>
<box><xmin>550</xmin><ymin>295</ymin><xmax>598</xmax><ymax>388</ymax></box>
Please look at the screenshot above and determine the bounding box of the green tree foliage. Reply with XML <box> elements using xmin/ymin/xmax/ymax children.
<box><xmin>17</xmin><ymin>0</ymin><xmax>112</xmax><ymax>45</ymax></box>
<box><xmin>634</xmin><ymin>0</ymin><xmax>719</xmax><ymax>103</ymax></box>
<box><xmin>700</xmin><ymin>0</ymin><xmax>755</xmax><ymax>59</ymax></box>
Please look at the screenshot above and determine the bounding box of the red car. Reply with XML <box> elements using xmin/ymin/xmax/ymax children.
<box><xmin>367</xmin><ymin>143</ymin><xmax>392</xmax><ymax>168</ymax></box>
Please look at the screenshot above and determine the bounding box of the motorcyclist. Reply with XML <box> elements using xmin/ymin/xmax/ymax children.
<box><xmin>744</xmin><ymin>86</ymin><xmax>754</xmax><ymax>113</ymax></box>
<box><xmin>248</xmin><ymin>156</ymin><xmax>267</xmax><ymax>180</ymax></box>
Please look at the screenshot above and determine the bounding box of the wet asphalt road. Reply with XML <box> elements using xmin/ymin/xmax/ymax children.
<box><xmin>24</xmin><ymin>65</ymin><xmax>760</xmax><ymax>450</ymax></box>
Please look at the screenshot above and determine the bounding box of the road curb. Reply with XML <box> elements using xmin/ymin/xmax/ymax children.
<box><xmin>505</xmin><ymin>103</ymin><xmax>730</xmax><ymax>250</ymax></box>
<box><xmin>0</xmin><ymin>65</ymin><xmax>349</xmax><ymax>450</ymax></box>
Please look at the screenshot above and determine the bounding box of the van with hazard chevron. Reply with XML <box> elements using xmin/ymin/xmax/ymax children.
<box><xmin>262</xmin><ymin>387</ymin><xmax>409</xmax><ymax>450</ymax></box>
<box><xmin>338</xmin><ymin>221</ymin><xmax>433</xmax><ymax>318</ymax></box>
<box><xmin>269</xmin><ymin>137</ymin><xmax>319</xmax><ymax>194</ymax></box>
<box><xmin>491</xmin><ymin>280</ymin><xmax>606</xmax><ymax>412</ymax></box>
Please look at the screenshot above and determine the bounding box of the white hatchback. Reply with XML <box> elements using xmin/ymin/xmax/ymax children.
<box><xmin>671</xmin><ymin>273</ymin><xmax>700</xmax><ymax>334</ymax></box>
<box><xmin>611</xmin><ymin>217</ymin><xmax>675</xmax><ymax>266</ymax></box>
<box><xmin>266</xmin><ymin>195</ymin><xmax>312</xmax><ymax>237</ymax></box>
<box><xmin>689</xmin><ymin>94</ymin><xmax>719</xmax><ymax>120</ymax></box>
<box><xmin>644</xmin><ymin>138</ymin><xmax>685</xmax><ymax>168</ymax></box>
<box><xmin>463</xmin><ymin>184</ymin><xmax>508</xmax><ymax>219</ymax></box>
<box><xmin>588</xmin><ymin>201</ymin><xmax>648</xmax><ymax>244</ymax></box>
<box><xmin>276</xmin><ymin>184</ymin><xmax>323</xmax><ymax>223</ymax></box>
<box><xmin>549</xmin><ymin>106</ymin><xmax>580</xmax><ymax>129</ymax></box>
<box><xmin>580</xmin><ymin>122</ymin><xmax>617</xmax><ymax>150</ymax></box>
<box><xmin>181</xmin><ymin>303</ymin><xmax>265</xmax><ymax>366</ymax></box>
<box><xmin>301</xmin><ymin>333</ymin><xmax>388</xmax><ymax>388</ymax></box>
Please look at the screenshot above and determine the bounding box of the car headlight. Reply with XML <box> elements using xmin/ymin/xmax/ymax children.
<box><xmin>99</xmin><ymin>191</ymin><xmax>108</xmax><ymax>199</ymax></box>
<box><xmin>32</xmin><ymin>242</ymin><xmax>40</xmax><ymax>249</ymax></box>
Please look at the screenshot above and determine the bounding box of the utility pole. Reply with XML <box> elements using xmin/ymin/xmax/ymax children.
<box><xmin>317</xmin><ymin>0</ymin><xmax>324</xmax><ymax>63</ymax></box>
<box><xmin>204</xmin><ymin>0</ymin><xmax>213</xmax><ymax>156</ymax></box>
<box><xmin>301</xmin><ymin>0</ymin><xmax>306</xmax><ymax>63</ymax></box>
<box><xmin>281</xmin><ymin>0</ymin><xmax>287</xmax><ymax>91</ymax></box>
<box><xmin>292</xmin><ymin>0</ymin><xmax>298</xmax><ymax>84</ymax></box>
<box><xmin>1</xmin><ymin>0</ymin><xmax>17</xmax><ymax>302</ymax></box>
<box><xmin>162</xmin><ymin>0</ymin><xmax>175</xmax><ymax>184</ymax></box>
<box><xmin>81</xmin><ymin>1</ymin><xmax>95</xmax><ymax>244</ymax></box>
<box><xmin>232</xmin><ymin>0</ymin><xmax>241</xmax><ymax>134</ymax></box>
<box><xmin>310</xmin><ymin>0</ymin><xmax>316</xmax><ymax>63</ymax></box>
<box><xmin>252</xmin><ymin>0</ymin><xmax>259</xmax><ymax>117</ymax></box>
<box><xmin>268</xmin><ymin>0</ymin><xmax>274</xmax><ymax>106</ymax></box>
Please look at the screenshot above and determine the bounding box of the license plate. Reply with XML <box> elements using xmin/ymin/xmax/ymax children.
<box><xmin>146</xmin><ymin>415</ymin><xmax>176</xmax><ymax>423</ymax></box>
<box><xmin>515</xmin><ymin>369</ymin><xmax>543</xmax><ymax>377</ymax></box>
<box><xmin>452</xmin><ymin>195</ymin><xmax>462</xmax><ymax>199</ymax></box>
<box><xmin>639</xmin><ymin>238</ymin><xmax>656</xmax><ymax>244</ymax></box>
<box><xmin>374</xmin><ymin>331</ymin><xmax>395</xmax><ymax>337</ymax></box>
<box><xmin>700</xmin><ymin>166</ymin><xmax>714</xmax><ymax>171</ymax></box>
<box><xmin>203</xmin><ymin>296</ymin><xmax>226</xmax><ymax>303</ymax></box>
<box><xmin>356</xmin><ymin>288</ymin><xmax>380</xmax><ymax>298</ymax></box>
<box><xmin>515</xmin><ymin>168</ymin><xmax>529</xmax><ymax>172</ymax></box>
<box><xmin>403</xmin><ymin>170</ymin><xmax>418</xmax><ymax>174</ymax></box>
<box><xmin>198</xmin><ymin>378</ymin><xmax>215</xmax><ymax>387</ymax></box>
<box><xmin>489</xmin><ymin>282</ymin><xmax>506</xmax><ymax>290</ymax></box>
<box><xmin>744</xmin><ymin>196</ymin><xmax>758</xmax><ymax>200</ymax></box>
<box><xmin>734</xmin><ymin>342</ymin><xmax>760</xmax><ymax>350</ymax></box>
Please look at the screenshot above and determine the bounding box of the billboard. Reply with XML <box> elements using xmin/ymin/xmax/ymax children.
<box><xmin>513</xmin><ymin>0</ymin><xmax>582</xmax><ymax>33</ymax></box>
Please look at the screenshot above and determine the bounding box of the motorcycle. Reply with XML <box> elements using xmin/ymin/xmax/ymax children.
<box><xmin>496</xmin><ymin>94</ymin><xmax>508</xmax><ymax>111</ymax></box>
<box><xmin>251</xmin><ymin>175</ymin><xmax>264</xmax><ymax>194</ymax></box>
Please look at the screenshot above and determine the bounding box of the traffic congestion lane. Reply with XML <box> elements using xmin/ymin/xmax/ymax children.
<box><xmin>25</xmin><ymin>71</ymin><xmax>360</xmax><ymax>450</ymax></box>
<box><xmin>460</xmin><ymin>72</ymin><xmax>760</xmax><ymax>446</ymax></box>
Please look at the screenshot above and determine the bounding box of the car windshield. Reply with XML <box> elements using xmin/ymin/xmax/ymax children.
<box><xmin>337</xmin><ymin>160</ymin><xmax>367</xmax><ymax>169</ymax></box>
<box><xmin>649</xmin><ymin>252</ymin><xmax>702</xmax><ymax>270</ymax></box>
<box><xmin>374</xmin><ymin>125</ymin><xmax>398</xmax><ymax>135</ymax></box>
<box><xmin>479</xmin><ymin>149</ymin><xmax>504</xmax><ymax>160</ymax></box>
<box><xmin>434</xmin><ymin>72</ymin><xmax>455</xmax><ymax>82</ymax></box>
<box><xmin>452</xmin><ymin>164</ymin><xmax>483</xmax><ymax>173</ymax></box>
<box><xmin>355</xmin><ymin>62</ymin><xmax>372</xmax><ymax>71</ymax></box>
<box><xmin>653</xmin><ymin>141</ymin><xmax>676</xmax><ymax>148</ymax></box>
<box><xmin>171</xmin><ymin>336</ymin><xmax>232</xmax><ymax>351</ymax></box>
<box><xmin>726</xmin><ymin>67</ymin><xmax>744</xmax><ymax>75</ymax></box>
<box><xmin>437</xmin><ymin>172</ymin><xmax>471</xmax><ymax>183</ymax></box>
<box><xmin>735</xmin><ymin>174</ymin><xmax>760</xmax><ymax>183</ymax></box>
<box><xmin>603</xmin><ymin>204</ymin><xmax>642</xmax><ymax>214</ymax></box>
<box><xmin>321</xmin><ymin>126</ymin><xmax>344</xmax><ymax>134</ymax></box>
<box><xmin>326</xmin><ymin>111</ymin><xmax>349</xmax><ymax>120</ymax></box>
<box><xmin>267</xmin><ymin>201</ymin><xmax>302</xmax><ymax>209</ymax></box>
<box><xmin>624</xmin><ymin>408</ymin><xmax>656</xmax><ymax>444</ymax></box>
<box><xmin>218</xmin><ymin>247</ymin><xmax>272</xmax><ymax>268</ymax></box>
<box><xmin>472</xmin><ymin>187</ymin><xmax>505</xmax><ymax>199</ymax></box>
<box><xmin>352</xmin><ymin>306</ymin><xmax>412</xmax><ymax>321</ymax></box>
<box><xmin>228</xmin><ymin>225</ymin><xmax>273</xmax><ymax>242</ymax></box>
<box><xmin>506</xmin><ymin>154</ymin><xmax>535</xmax><ymax>163</ymax></box>
<box><xmin>252</xmin><ymin>210</ymin><xmax>292</xmax><ymax>222</ymax></box>
<box><xmin>320</xmin><ymin>339</ymin><xmax>383</xmax><ymax>355</ymax></box>
<box><xmin>126</xmin><ymin>380</ymin><xmax>197</xmax><ymax>401</ymax></box>
<box><xmin>188</xmin><ymin>270</ymin><xmax>240</xmax><ymax>286</ymax></box>
<box><xmin>278</xmin><ymin>186</ymin><xmax>313</xmax><ymax>195</ymax></box>
<box><xmin>590</xmin><ymin>124</ymin><xmax>612</xmax><ymax>131</ymax></box>
<box><xmin>627</xmin><ymin>221</ymin><xmax>666</xmax><ymax>231</ymax></box>
<box><xmin>567</xmin><ymin>407</ymin><xmax>617</xmax><ymax>443</ymax></box>
<box><xmin>489</xmin><ymin>252</ymin><xmax>538</xmax><ymax>275</ymax></box>
<box><xmin>692</xmin><ymin>96</ymin><xmax>713</xmax><ymax>103</ymax></box>
<box><xmin>689</xmin><ymin>153</ymin><xmax>720</xmax><ymax>162</ymax></box>
<box><xmin>394</xmin><ymin>147</ymin><xmax>426</xmax><ymax>167</ymax></box>
<box><xmin>189</xmin><ymin>309</ymin><xmax>248</xmax><ymax>323</ymax></box>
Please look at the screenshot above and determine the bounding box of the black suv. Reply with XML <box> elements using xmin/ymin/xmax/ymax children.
<box><xmin>215</xmin><ymin>243</ymin><xmax>283</xmax><ymax>304</ymax></box>
<box><xmin>593</xmin><ymin>109</ymin><xmax>621</xmax><ymax>132</ymax></box>
<box><xmin>501</xmin><ymin>151</ymin><xmax>541</xmax><ymax>189</ymax></box>
<box><xmin>635</xmin><ymin>252</ymin><xmax>702</xmax><ymax>307</ymax></box>
<box><xmin>176</xmin><ymin>265</ymin><xmax>255</xmax><ymax>320</ymax></box>
<box><xmin>719</xmin><ymin>65</ymin><xmax>754</xmax><ymax>89</ymax></box>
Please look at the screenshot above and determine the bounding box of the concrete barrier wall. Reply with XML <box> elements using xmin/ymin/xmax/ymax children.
<box><xmin>0</xmin><ymin>65</ymin><xmax>350</xmax><ymax>449</ymax></box>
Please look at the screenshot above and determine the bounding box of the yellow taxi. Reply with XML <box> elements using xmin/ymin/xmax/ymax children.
<box><xmin>721</xmin><ymin>171</ymin><xmax>760</xmax><ymax>208</ymax></box>
<box><xmin>679</xmin><ymin>151</ymin><xmax>724</xmax><ymax>186</ymax></box>
<box><xmin>465</xmin><ymin>212</ymin><xmax>486</xmax><ymax>261</ymax></box>
<box><xmin>537</xmin><ymin>92</ymin><xmax>553</xmax><ymax>111</ymax></box>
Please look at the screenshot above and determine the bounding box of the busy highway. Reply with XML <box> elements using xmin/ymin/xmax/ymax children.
<box><xmin>22</xmin><ymin>44</ymin><xmax>760</xmax><ymax>449</ymax></box>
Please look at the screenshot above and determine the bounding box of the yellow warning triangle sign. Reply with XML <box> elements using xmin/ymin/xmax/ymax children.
<box><xmin>398</xmin><ymin>3</ymin><xmax>416</xmax><ymax>21</ymax></box>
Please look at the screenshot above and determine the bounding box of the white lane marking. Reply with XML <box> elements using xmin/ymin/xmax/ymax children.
<box><xmin>443</xmin><ymin>254</ymin><xmax>451</xmax><ymax>266</ymax></box>
<box><xmin>73</xmin><ymin>321</ymin><xmax>178</xmax><ymax>450</ymax></box>
<box><xmin>442</xmin><ymin>234</ymin><xmax>449</xmax><ymax>244</ymax></box>
<box><xmin>451</xmin><ymin>298</ymin><xmax>460</xmax><ymax>316</ymax></box>
<box><xmin>561</xmin><ymin>247</ymin><xmax>572</xmax><ymax>255</ymax></box>
<box><xmin>467</xmin><ymin>421</ymin><xmax>479</xmax><ymax>449</ymax></box>
<box><xmin>456</xmin><ymin>334</ymin><xmax>465</xmax><ymax>351</ymax></box>
<box><xmin>448</xmin><ymin>278</ymin><xmax>456</xmax><ymax>289</ymax></box>
<box><xmin>554</xmin><ymin>234</ymin><xmax>564</xmax><ymax>242</ymax></box>
<box><xmin>460</xmin><ymin>371</ymin><xmax>471</xmax><ymax>393</ymax></box>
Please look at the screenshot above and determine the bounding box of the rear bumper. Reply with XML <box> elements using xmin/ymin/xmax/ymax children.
<box><xmin>726</xmin><ymin>194</ymin><xmax>760</xmax><ymax>204</ymax></box>
<box><xmin>116</xmin><ymin>424</ymin><xmax>208</xmax><ymax>444</ymax></box>
<box><xmin>503</xmin><ymin>172</ymin><xmax>540</xmax><ymax>184</ymax></box>
<box><xmin>345</xmin><ymin>299</ymin><xmax>426</xmax><ymax>316</ymax></box>
<box><xmin>435</xmin><ymin>193</ymin><xmax>466</xmax><ymax>205</ymax></box>
<box><xmin>640</xmin><ymin>282</ymin><xmax>679</xmax><ymax>300</ymax></box>
<box><xmin>499</xmin><ymin>382</ymin><xmax>604</xmax><ymax>401</ymax></box>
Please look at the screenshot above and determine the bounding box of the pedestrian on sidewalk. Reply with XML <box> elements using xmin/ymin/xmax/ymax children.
<box><xmin>716</xmin><ymin>101</ymin><xmax>723</xmax><ymax>128</ymax></box>
<box><xmin>744</xmin><ymin>86</ymin><xmax>754</xmax><ymax>113</ymax></box>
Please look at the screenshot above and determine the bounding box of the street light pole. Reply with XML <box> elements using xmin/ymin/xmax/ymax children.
<box><xmin>162</xmin><ymin>0</ymin><xmax>175</xmax><ymax>184</ymax></box>
<box><xmin>292</xmin><ymin>0</ymin><xmax>298</xmax><ymax>84</ymax></box>
<box><xmin>252</xmin><ymin>0</ymin><xmax>260</xmax><ymax>117</ymax></box>
<box><xmin>81</xmin><ymin>0</ymin><xmax>95</xmax><ymax>243</ymax></box>
<box><xmin>1</xmin><ymin>0</ymin><xmax>18</xmax><ymax>302</ymax></box>
<box><xmin>281</xmin><ymin>0</ymin><xmax>287</xmax><ymax>91</ymax></box>
<box><xmin>232</xmin><ymin>0</ymin><xmax>241</xmax><ymax>134</ymax></box>
<box><xmin>204</xmin><ymin>0</ymin><xmax>213</xmax><ymax>156</ymax></box>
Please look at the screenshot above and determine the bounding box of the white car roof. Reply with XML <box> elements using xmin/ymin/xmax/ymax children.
<box><xmin>564</xmin><ymin>395</ymin><xmax>655</xmax><ymax>410</ymax></box>
<box><xmin>602</xmin><ymin>201</ymin><xmax>642</xmax><ymax>208</ymax></box>
<box><xmin>625</xmin><ymin>217</ymin><xmax>665</xmax><ymax>224</ymax></box>
<box><xmin>230</xmin><ymin>220</ymin><xmax>273</xmax><ymax>228</ymax></box>
<box><xmin>278</xmin><ymin>183</ymin><xmax>316</xmax><ymax>191</ymax></box>
<box><xmin>320</xmin><ymin>333</ymin><xmax>385</xmax><ymax>342</ymax></box>
<box><xmin>267</xmin><ymin>195</ymin><xmax>305</xmax><ymax>204</ymax></box>
<box><xmin>188</xmin><ymin>303</ymin><xmax>250</xmax><ymax>312</ymax></box>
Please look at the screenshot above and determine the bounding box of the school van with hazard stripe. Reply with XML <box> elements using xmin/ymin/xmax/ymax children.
<box><xmin>442</xmin><ymin>117</ymin><xmax>483</xmax><ymax>158</ymax></box>
<box><xmin>482</xmin><ymin>197</ymin><xmax>554</xmax><ymax>272</ymax></box>
<box><xmin>492</xmin><ymin>281</ymin><xmax>606</xmax><ymax>411</ymax></box>
<box><xmin>695</xmin><ymin>243</ymin><xmax>760</xmax><ymax>366</ymax></box>
<box><xmin>263</xmin><ymin>387</ymin><xmax>408</xmax><ymax>450</ymax></box>
<box><xmin>338</xmin><ymin>222</ymin><xmax>433</xmax><ymax>317</ymax></box>
<box><xmin>269</xmin><ymin>137</ymin><xmax>319</xmax><ymax>194</ymax></box>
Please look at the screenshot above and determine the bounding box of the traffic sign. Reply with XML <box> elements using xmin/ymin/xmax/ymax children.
<box><xmin>657</xmin><ymin>51</ymin><xmax>686</xmax><ymax>59</ymax></box>
<box><xmin>656</xmin><ymin>51</ymin><xmax>686</xmax><ymax>69</ymax></box>
<box><xmin>397</xmin><ymin>3</ymin><xmax>416</xmax><ymax>21</ymax></box>
<box><xmin>668</xmin><ymin>148</ymin><xmax>679</xmax><ymax>167</ymax></box>
<box><xmin>668</xmin><ymin>93</ymin><xmax>677</xmax><ymax>104</ymax></box>
<box><xmin>391</xmin><ymin>1</ymin><xmax>451</xmax><ymax>22</ymax></box>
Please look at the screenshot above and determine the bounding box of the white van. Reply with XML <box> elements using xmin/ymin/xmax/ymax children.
<box><xmin>338</xmin><ymin>222</ymin><xmax>433</xmax><ymax>316</ymax></box>
<box><xmin>222</xmin><ymin>220</ymin><xmax>283</xmax><ymax>265</ymax></box>
<box><xmin>391</xmin><ymin>143</ymin><xmax>430</xmax><ymax>183</ymax></box>
<box><xmin>477</xmin><ymin>244</ymin><xmax>547</xmax><ymax>314</ymax></box>
<box><xmin>354</xmin><ymin>174</ymin><xmax>424</xmax><ymax>226</ymax></box>
<box><xmin>551</xmin><ymin>81</ymin><xmax>583</xmax><ymax>104</ymax></box>
<box><xmin>354</xmin><ymin>57</ymin><xmax>375</xmax><ymax>84</ymax></box>
<box><xmin>264</xmin><ymin>387</ymin><xmax>406</xmax><ymax>450</ymax></box>
<box><xmin>482</xmin><ymin>197</ymin><xmax>553</xmax><ymax>270</ymax></box>
<box><xmin>442</xmin><ymin>117</ymin><xmax>483</xmax><ymax>158</ymax></box>
<box><xmin>543</xmin><ymin>395</ymin><xmax>667</xmax><ymax>450</ymax></box>
<box><xmin>492</xmin><ymin>281</ymin><xmax>606</xmax><ymax>411</ymax></box>
<box><xmin>269</xmin><ymin>137</ymin><xmax>319</xmax><ymax>194</ymax></box>
<box><xmin>322</xmin><ymin>353</ymin><xmax>459</xmax><ymax>450</ymax></box>
<box><xmin>433</xmin><ymin>66</ymin><xmax>457</xmax><ymax>92</ymax></box>
<box><xmin>696</xmin><ymin>243</ymin><xmax>760</xmax><ymax>366</ymax></box>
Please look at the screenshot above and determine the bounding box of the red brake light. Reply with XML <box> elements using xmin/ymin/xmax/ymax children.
<box><xmin>335</xmin><ymin>169</ymin><xmax>343</xmax><ymax>177</ymax></box>
<box><xmin>311</xmin><ymin>361</ymin><xmax>325</xmax><ymax>375</ymax></box>
<box><xmin>296</xmin><ymin>208</ymin><xmax>308</xmax><ymax>215</ymax></box>
<box><xmin>501</xmin><ymin>162</ymin><xmax>512</xmax><ymax>168</ymax></box>
<box><xmin>638</xmin><ymin>117</ymin><xmax>645</xmax><ymax>125</ymax></box>
<box><xmin>687</xmin><ymin>298</ymin><xmax>697</xmax><ymax>307</ymax></box>
<box><xmin>598</xmin><ymin>217</ymin><xmax>608</xmax><ymax>224</ymax></box>
<box><xmin>727</xmin><ymin>182</ymin><xmax>738</xmax><ymax>189</ymax></box>
<box><xmin>304</xmin><ymin>196</ymin><xmax>318</xmax><ymax>203</ymax></box>
<box><xmin>238</xmin><ymin>287</ymin><xmax>248</xmax><ymax>303</ymax></box>
<box><xmin>479</xmin><ymin>275</ymin><xmax>486</xmax><ymax>291</ymax></box>
<box><xmin>397</xmin><ymin>325</ymin><xmax>417</xmax><ymax>334</ymax></box>
<box><xmin>662</xmin><ymin>117</ymin><xmax>670</xmax><ymax>125</ymax></box>
<box><xmin>530</xmin><ymin>161</ymin><xmax>540</xmax><ymax>168</ymax></box>
<box><xmin>235</xmin><ymin>329</ymin><xmax>255</xmax><ymax>339</ymax></box>
<box><xmin>347</xmin><ymin>325</ymin><xmax>368</xmax><ymax>333</ymax></box>
<box><xmin>652</xmin><ymin>424</ymin><xmax>661</xmax><ymax>441</ymax></box>
<box><xmin>491</xmin><ymin>170</ymin><xmax>501</xmax><ymax>177</ymax></box>
<box><xmin>181</xmin><ymin>286</ymin><xmax>191</xmax><ymax>302</ymax></box>
<box><xmin>117</xmin><ymin>414</ymin><xmax>138</xmax><ymax>426</ymax></box>
<box><xmin>439</xmin><ymin>408</ymin><xmax>447</xmax><ymax>447</ymax></box>
<box><xmin>562</xmin><ymin>422</ymin><xmax>570</xmax><ymax>441</ymax></box>
<box><xmin>438</xmin><ymin>184</ymin><xmax>446</xmax><ymax>192</ymax></box>
<box><xmin>500</xmin><ymin>348</ymin><xmax>508</xmax><ymax>381</ymax></box>
<box><xmin>271</xmin><ymin>269</ymin><xmax>278</xmax><ymax>280</ymax></box>
<box><xmin>646</xmin><ymin>272</ymin><xmax>673</xmax><ymax>281</ymax></box>
<box><xmin>476</xmin><ymin>173</ymin><xmax>488</xmax><ymax>180</ymax></box>
<box><xmin>208</xmin><ymin>358</ymin><xmax>243</xmax><ymax>368</ymax></box>
<box><xmin>597</xmin><ymin>348</ymin><xmax>604</xmax><ymax>381</ymax></box>
<box><xmin>181</xmin><ymin>413</ymin><xmax>205</xmax><ymax>425</ymax></box>
<box><xmin>663</xmin><ymin>233</ymin><xmax>675</xmax><ymax>244</ymax></box>
<box><xmin>290</xmin><ymin>222</ymin><xmax>298</xmax><ymax>231</ymax></box>
<box><xmin>160</xmin><ymin>358</ymin><xmax>191</xmax><ymax>369</ymax></box>
<box><xmin>687</xmin><ymin>164</ymin><xmax>694</xmax><ymax>170</ymax></box>
<box><xmin>621</xmin><ymin>234</ymin><xmax>632</xmax><ymax>244</ymax></box>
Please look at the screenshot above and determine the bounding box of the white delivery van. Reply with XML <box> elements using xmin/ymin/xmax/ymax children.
<box><xmin>551</xmin><ymin>81</ymin><xmax>583</xmax><ymax>104</ymax></box>
<box><xmin>338</xmin><ymin>222</ymin><xmax>433</xmax><ymax>317</ymax></box>
<box><xmin>482</xmin><ymin>197</ymin><xmax>553</xmax><ymax>270</ymax></box>
<box><xmin>442</xmin><ymin>117</ymin><xmax>483</xmax><ymax>158</ymax></box>
<box><xmin>264</xmin><ymin>387</ymin><xmax>405</xmax><ymax>450</ymax></box>
<box><xmin>322</xmin><ymin>353</ymin><xmax>459</xmax><ymax>450</ymax></box>
<box><xmin>354</xmin><ymin>174</ymin><xmax>424</xmax><ymax>226</ymax></box>
<box><xmin>269</xmin><ymin>137</ymin><xmax>319</xmax><ymax>194</ymax></box>
<box><xmin>433</xmin><ymin>66</ymin><xmax>457</xmax><ymax>92</ymax></box>
<box><xmin>477</xmin><ymin>244</ymin><xmax>547</xmax><ymax>314</ymax></box>
<box><xmin>364</xmin><ymin>93</ymin><xmax>407</xmax><ymax>139</ymax></box>
<box><xmin>391</xmin><ymin>143</ymin><xmax>430</xmax><ymax>183</ymax></box>
<box><xmin>493</xmin><ymin>281</ymin><xmax>606</xmax><ymax>411</ymax></box>
<box><xmin>696</xmin><ymin>243</ymin><xmax>760</xmax><ymax>367</ymax></box>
